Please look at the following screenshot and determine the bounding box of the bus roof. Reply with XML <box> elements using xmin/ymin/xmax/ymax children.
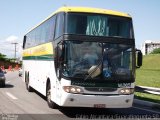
<box><xmin>56</xmin><ymin>7</ymin><xmax>131</xmax><ymax>18</ymax></box>
<box><xmin>26</xmin><ymin>7</ymin><xmax>131</xmax><ymax>34</ymax></box>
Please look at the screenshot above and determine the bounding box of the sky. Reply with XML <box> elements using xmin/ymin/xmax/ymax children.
<box><xmin>0</xmin><ymin>0</ymin><xmax>160</xmax><ymax>58</ymax></box>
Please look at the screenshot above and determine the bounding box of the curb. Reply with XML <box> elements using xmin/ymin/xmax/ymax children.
<box><xmin>134</xmin><ymin>99</ymin><xmax>160</xmax><ymax>109</ymax></box>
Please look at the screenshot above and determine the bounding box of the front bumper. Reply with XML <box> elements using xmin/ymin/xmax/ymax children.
<box><xmin>60</xmin><ymin>93</ymin><xmax>134</xmax><ymax>108</ymax></box>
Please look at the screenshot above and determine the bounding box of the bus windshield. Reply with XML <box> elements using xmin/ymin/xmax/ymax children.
<box><xmin>63</xmin><ymin>41</ymin><xmax>133</xmax><ymax>81</ymax></box>
<box><xmin>65</xmin><ymin>13</ymin><xmax>133</xmax><ymax>39</ymax></box>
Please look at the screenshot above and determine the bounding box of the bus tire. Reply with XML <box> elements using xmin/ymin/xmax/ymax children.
<box><xmin>46</xmin><ymin>83</ymin><xmax>58</xmax><ymax>109</ymax></box>
<box><xmin>25</xmin><ymin>72</ymin><xmax>33</xmax><ymax>92</ymax></box>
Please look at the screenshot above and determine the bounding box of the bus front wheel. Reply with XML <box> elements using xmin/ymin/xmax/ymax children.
<box><xmin>46</xmin><ymin>83</ymin><xmax>58</xmax><ymax>109</ymax></box>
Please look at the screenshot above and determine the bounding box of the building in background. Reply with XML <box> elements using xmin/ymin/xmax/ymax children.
<box><xmin>141</xmin><ymin>40</ymin><xmax>160</xmax><ymax>55</ymax></box>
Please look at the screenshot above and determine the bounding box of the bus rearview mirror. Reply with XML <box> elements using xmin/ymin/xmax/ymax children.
<box><xmin>23</xmin><ymin>36</ymin><xmax>26</xmax><ymax>49</ymax></box>
<box><xmin>136</xmin><ymin>49</ymin><xmax>142</xmax><ymax>68</ymax></box>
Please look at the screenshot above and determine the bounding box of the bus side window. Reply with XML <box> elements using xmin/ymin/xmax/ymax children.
<box><xmin>55</xmin><ymin>13</ymin><xmax>64</xmax><ymax>39</ymax></box>
<box><xmin>48</xmin><ymin>15</ymin><xmax>56</xmax><ymax>41</ymax></box>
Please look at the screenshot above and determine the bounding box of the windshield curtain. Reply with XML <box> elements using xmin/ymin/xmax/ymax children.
<box><xmin>62</xmin><ymin>41</ymin><xmax>133</xmax><ymax>81</ymax></box>
<box><xmin>65</xmin><ymin>13</ymin><xmax>133</xmax><ymax>39</ymax></box>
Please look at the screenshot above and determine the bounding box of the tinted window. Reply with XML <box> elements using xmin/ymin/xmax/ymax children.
<box><xmin>55</xmin><ymin>13</ymin><xmax>64</xmax><ymax>39</ymax></box>
<box><xmin>25</xmin><ymin>15</ymin><xmax>56</xmax><ymax>48</ymax></box>
<box><xmin>65</xmin><ymin>13</ymin><xmax>133</xmax><ymax>39</ymax></box>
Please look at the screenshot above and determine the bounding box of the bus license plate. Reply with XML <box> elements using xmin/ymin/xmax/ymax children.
<box><xmin>94</xmin><ymin>104</ymin><xmax>106</xmax><ymax>108</ymax></box>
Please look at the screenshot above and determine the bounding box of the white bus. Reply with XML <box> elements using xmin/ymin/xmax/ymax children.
<box><xmin>23</xmin><ymin>7</ymin><xmax>142</xmax><ymax>109</ymax></box>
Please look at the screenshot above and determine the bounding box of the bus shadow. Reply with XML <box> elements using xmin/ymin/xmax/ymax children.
<box><xmin>59</xmin><ymin>107</ymin><xmax>118</xmax><ymax>119</ymax></box>
<box><xmin>31</xmin><ymin>88</ymin><xmax>47</xmax><ymax>100</ymax></box>
<box><xmin>5</xmin><ymin>84</ymin><xmax>14</xmax><ymax>88</ymax></box>
<box><xmin>0</xmin><ymin>84</ymin><xmax>14</xmax><ymax>88</ymax></box>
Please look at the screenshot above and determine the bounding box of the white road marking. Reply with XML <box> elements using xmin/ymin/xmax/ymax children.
<box><xmin>6</xmin><ymin>92</ymin><xmax>18</xmax><ymax>100</ymax></box>
<box><xmin>133</xmin><ymin>106</ymin><xmax>160</xmax><ymax>114</ymax></box>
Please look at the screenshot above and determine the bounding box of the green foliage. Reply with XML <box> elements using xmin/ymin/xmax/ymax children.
<box><xmin>0</xmin><ymin>53</ymin><xmax>6</xmax><ymax>60</ymax></box>
<box><xmin>151</xmin><ymin>48</ymin><xmax>160</xmax><ymax>54</ymax></box>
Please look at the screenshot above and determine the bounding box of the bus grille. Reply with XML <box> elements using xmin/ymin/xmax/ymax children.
<box><xmin>84</xmin><ymin>87</ymin><xmax>117</xmax><ymax>92</ymax></box>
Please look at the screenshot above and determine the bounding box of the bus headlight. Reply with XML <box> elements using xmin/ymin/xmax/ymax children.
<box><xmin>119</xmin><ymin>88</ymin><xmax>134</xmax><ymax>95</ymax></box>
<box><xmin>63</xmin><ymin>86</ymin><xmax>84</xmax><ymax>94</ymax></box>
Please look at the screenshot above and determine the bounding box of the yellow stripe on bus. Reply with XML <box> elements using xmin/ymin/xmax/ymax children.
<box><xmin>23</xmin><ymin>42</ymin><xmax>54</xmax><ymax>57</ymax></box>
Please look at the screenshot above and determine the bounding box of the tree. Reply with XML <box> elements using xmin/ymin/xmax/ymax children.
<box><xmin>151</xmin><ymin>48</ymin><xmax>160</xmax><ymax>54</ymax></box>
<box><xmin>0</xmin><ymin>53</ymin><xmax>6</xmax><ymax>60</ymax></box>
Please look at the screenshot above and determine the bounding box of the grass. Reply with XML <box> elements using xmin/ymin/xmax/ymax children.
<box><xmin>136</xmin><ymin>54</ymin><xmax>160</xmax><ymax>88</ymax></box>
<box><xmin>134</xmin><ymin>92</ymin><xmax>160</xmax><ymax>104</ymax></box>
<box><xmin>135</xmin><ymin>54</ymin><xmax>160</xmax><ymax>104</ymax></box>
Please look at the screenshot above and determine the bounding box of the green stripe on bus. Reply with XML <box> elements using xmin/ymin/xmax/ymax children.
<box><xmin>23</xmin><ymin>54</ymin><xmax>54</xmax><ymax>60</ymax></box>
